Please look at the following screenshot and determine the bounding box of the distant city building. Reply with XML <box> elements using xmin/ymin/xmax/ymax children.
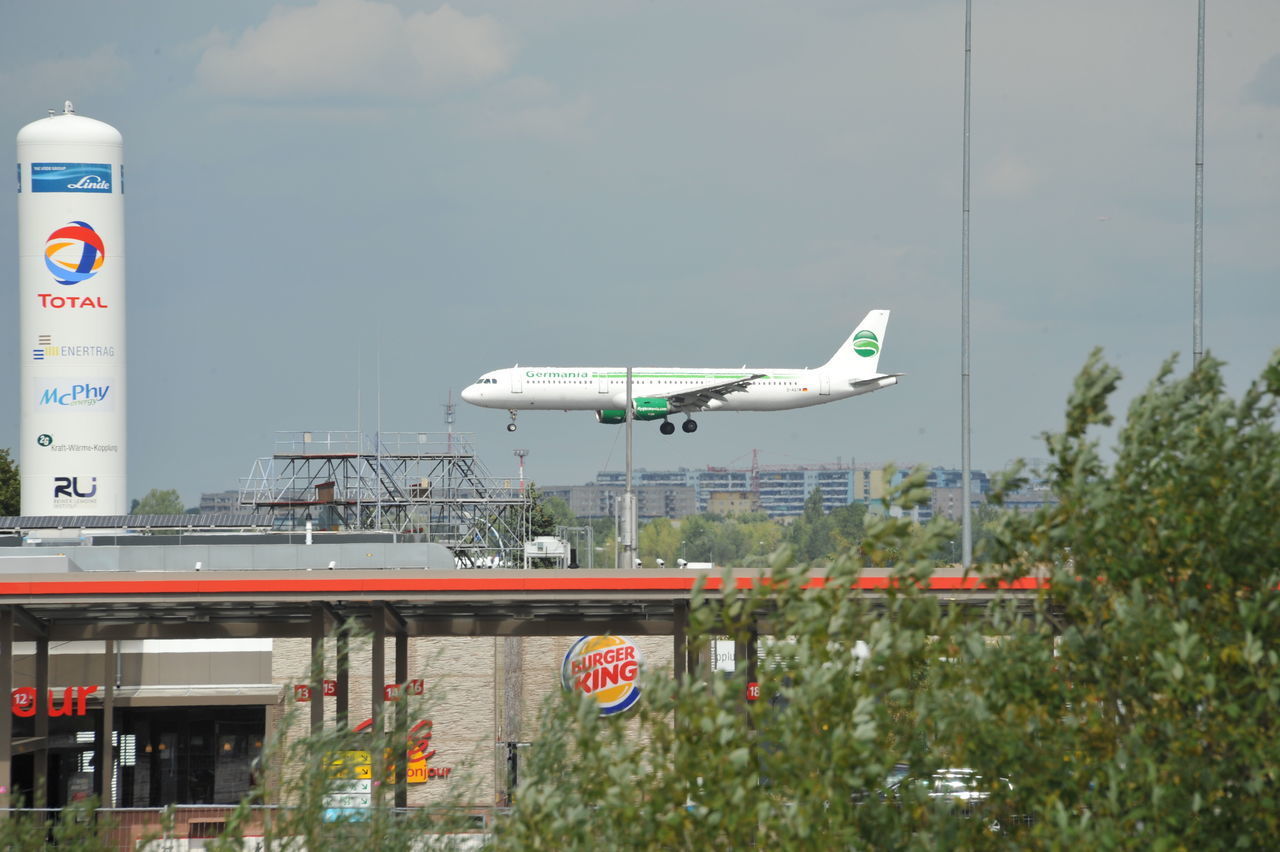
<box><xmin>199</xmin><ymin>490</ymin><xmax>242</xmax><ymax>514</ymax></box>
<box><xmin>925</xmin><ymin>467</ymin><xmax>991</xmax><ymax>495</ymax></box>
<box><xmin>547</xmin><ymin>463</ymin><xmax>1022</xmax><ymax>523</ymax></box>
<box><xmin>921</xmin><ymin>468</ymin><xmax>991</xmax><ymax>523</ymax></box>
<box><xmin>541</xmin><ymin>484</ymin><xmax>697</xmax><ymax>521</ymax></box>
<box><xmin>561</xmin><ymin>464</ymin><xmax>892</xmax><ymax>520</ymax></box>
<box><xmin>706</xmin><ymin>490</ymin><xmax>762</xmax><ymax>516</ymax></box>
<box><xmin>928</xmin><ymin>486</ymin><xmax>986</xmax><ymax>522</ymax></box>
<box><xmin>1001</xmin><ymin>488</ymin><xmax>1058</xmax><ymax>514</ymax></box>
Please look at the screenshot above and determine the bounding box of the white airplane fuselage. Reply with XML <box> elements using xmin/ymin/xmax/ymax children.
<box><xmin>460</xmin><ymin>309</ymin><xmax>898</xmax><ymax>432</ymax></box>
<box><xmin>463</xmin><ymin>366</ymin><xmax>893</xmax><ymax>412</ymax></box>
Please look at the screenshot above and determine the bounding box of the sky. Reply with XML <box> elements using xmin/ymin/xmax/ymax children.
<box><xmin>2</xmin><ymin>0</ymin><xmax>1278</xmax><ymax>509</ymax></box>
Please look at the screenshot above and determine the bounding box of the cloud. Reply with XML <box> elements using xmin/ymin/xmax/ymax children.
<box><xmin>980</xmin><ymin>154</ymin><xmax>1039</xmax><ymax>199</ymax></box>
<box><xmin>461</xmin><ymin>77</ymin><xmax>594</xmax><ymax>142</ymax></box>
<box><xmin>0</xmin><ymin>45</ymin><xmax>128</xmax><ymax>100</ymax></box>
<box><xmin>194</xmin><ymin>0</ymin><xmax>512</xmax><ymax>100</ymax></box>
<box><xmin>1247</xmin><ymin>53</ymin><xmax>1280</xmax><ymax>106</ymax></box>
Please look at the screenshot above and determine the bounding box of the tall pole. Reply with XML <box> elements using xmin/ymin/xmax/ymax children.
<box><xmin>960</xmin><ymin>0</ymin><xmax>974</xmax><ymax>570</ymax></box>
<box><xmin>619</xmin><ymin>368</ymin><xmax>637</xmax><ymax>569</ymax></box>
<box><xmin>1193</xmin><ymin>0</ymin><xmax>1205</xmax><ymax>367</ymax></box>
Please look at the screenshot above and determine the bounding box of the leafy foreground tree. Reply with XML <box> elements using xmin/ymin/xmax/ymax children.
<box><xmin>214</xmin><ymin>629</ymin><xmax>485</xmax><ymax>850</ymax></box>
<box><xmin>494</xmin><ymin>350</ymin><xmax>1280</xmax><ymax>850</ymax></box>
<box><xmin>2</xmin><ymin>642</ymin><xmax>480</xmax><ymax>851</ymax></box>
<box><xmin>199</xmin><ymin>701</ymin><xmax>482</xmax><ymax>851</ymax></box>
<box><xmin>0</xmin><ymin>447</ymin><xmax>19</xmax><ymax>516</ymax></box>
<box><xmin>0</xmin><ymin>799</ymin><xmax>114</xmax><ymax>850</ymax></box>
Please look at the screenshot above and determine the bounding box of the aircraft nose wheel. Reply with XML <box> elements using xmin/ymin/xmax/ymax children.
<box><xmin>507</xmin><ymin>410</ymin><xmax>519</xmax><ymax>432</ymax></box>
<box><xmin>507</xmin><ymin>423</ymin><xmax>517</xmax><ymax>432</ymax></box>
<box><xmin>659</xmin><ymin>421</ymin><xmax>675</xmax><ymax>435</ymax></box>
<box><xmin>682</xmin><ymin>419</ymin><xmax>698</xmax><ymax>433</ymax></box>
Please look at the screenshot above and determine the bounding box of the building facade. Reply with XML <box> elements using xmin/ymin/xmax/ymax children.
<box><xmin>555</xmin><ymin>464</ymin><xmax>892</xmax><ymax>520</ymax></box>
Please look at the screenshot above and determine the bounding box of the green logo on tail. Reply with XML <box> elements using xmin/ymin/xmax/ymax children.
<box><xmin>852</xmin><ymin>330</ymin><xmax>879</xmax><ymax>358</ymax></box>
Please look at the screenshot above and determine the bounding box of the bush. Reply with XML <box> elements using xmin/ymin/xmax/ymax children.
<box><xmin>494</xmin><ymin>350</ymin><xmax>1280</xmax><ymax>849</ymax></box>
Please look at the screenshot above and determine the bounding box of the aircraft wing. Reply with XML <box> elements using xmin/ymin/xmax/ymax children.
<box><xmin>664</xmin><ymin>374</ymin><xmax>767</xmax><ymax>411</ymax></box>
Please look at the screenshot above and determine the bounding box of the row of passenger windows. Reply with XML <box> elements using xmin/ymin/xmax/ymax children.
<box><xmin>486</xmin><ymin>377</ymin><xmax>800</xmax><ymax>385</ymax></box>
<box><xmin>519</xmin><ymin>378</ymin><xmax>796</xmax><ymax>384</ymax></box>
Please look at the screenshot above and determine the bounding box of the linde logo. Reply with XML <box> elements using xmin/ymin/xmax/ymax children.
<box><xmin>31</xmin><ymin>163</ymin><xmax>112</xmax><ymax>194</ymax></box>
<box><xmin>68</xmin><ymin>174</ymin><xmax>110</xmax><ymax>190</ymax></box>
<box><xmin>39</xmin><ymin>382</ymin><xmax>110</xmax><ymax>408</ymax></box>
<box><xmin>54</xmin><ymin>476</ymin><xmax>98</xmax><ymax>499</ymax></box>
<box><xmin>37</xmin><ymin>294</ymin><xmax>109</xmax><ymax>309</ymax></box>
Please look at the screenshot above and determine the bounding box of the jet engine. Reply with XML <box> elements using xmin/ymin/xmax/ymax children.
<box><xmin>595</xmin><ymin>397</ymin><xmax>672</xmax><ymax>424</ymax></box>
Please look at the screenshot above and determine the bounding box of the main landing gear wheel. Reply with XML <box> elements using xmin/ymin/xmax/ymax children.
<box><xmin>659</xmin><ymin>420</ymin><xmax>676</xmax><ymax>435</ymax></box>
<box><xmin>682</xmin><ymin>419</ymin><xmax>698</xmax><ymax>434</ymax></box>
<box><xmin>507</xmin><ymin>410</ymin><xmax>519</xmax><ymax>432</ymax></box>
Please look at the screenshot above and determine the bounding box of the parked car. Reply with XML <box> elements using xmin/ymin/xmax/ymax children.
<box><xmin>887</xmin><ymin>768</ymin><xmax>1028</xmax><ymax>832</ymax></box>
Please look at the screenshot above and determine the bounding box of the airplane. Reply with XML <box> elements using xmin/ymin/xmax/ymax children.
<box><xmin>460</xmin><ymin>309</ymin><xmax>899</xmax><ymax>434</ymax></box>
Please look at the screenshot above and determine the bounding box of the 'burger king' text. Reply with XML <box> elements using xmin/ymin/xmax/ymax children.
<box><xmin>570</xmin><ymin>645</ymin><xmax>639</xmax><ymax>694</ymax></box>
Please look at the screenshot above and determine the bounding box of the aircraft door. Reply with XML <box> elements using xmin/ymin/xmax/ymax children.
<box><xmin>511</xmin><ymin>371</ymin><xmax>523</xmax><ymax>393</ymax></box>
<box><xmin>819</xmin><ymin>375</ymin><xmax>831</xmax><ymax>396</ymax></box>
<box><xmin>597</xmin><ymin>374</ymin><xmax>609</xmax><ymax>394</ymax></box>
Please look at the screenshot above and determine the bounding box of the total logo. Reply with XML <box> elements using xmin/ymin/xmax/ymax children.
<box><xmin>45</xmin><ymin>221</ymin><xmax>105</xmax><ymax>285</ymax></box>
<box><xmin>35</xmin><ymin>293</ymin><xmax>109</xmax><ymax>310</ymax></box>
<box><xmin>53</xmin><ymin>476</ymin><xmax>98</xmax><ymax>499</ymax></box>
<box><xmin>561</xmin><ymin>635</ymin><xmax>643</xmax><ymax>716</ymax></box>
<box><xmin>38</xmin><ymin>382</ymin><xmax>111</xmax><ymax>409</ymax></box>
<box><xmin>852</xmin><ymin>329</ymin><xmax>880</xmax><ymax>358</ymax></box>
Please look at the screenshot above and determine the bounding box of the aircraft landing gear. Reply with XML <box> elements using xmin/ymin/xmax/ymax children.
<box><xmin>682</xmin><ymin>418</ymin><xmax>698</xmax><ymax>434</ymax></box>
<box><xmin>507</xmin><ymin>410</ymin><xmax>518</xmax><ymax>432</ymax></box>
<box><xmin>659</xmin><ymin>420</ymin><xmax>675</xmax><ymax>435</ymax></box>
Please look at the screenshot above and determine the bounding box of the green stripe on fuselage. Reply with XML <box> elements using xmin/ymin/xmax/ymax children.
<box><xmin>590</xmin><ymin>372</ymin><xmax>791</xmax><ymax>379</ymax></box>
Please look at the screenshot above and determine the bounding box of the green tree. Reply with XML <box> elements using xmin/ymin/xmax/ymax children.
<box><xmin>651</xmin><ymin>512</ymin><xmax>784</xmax><ymax>567</ymax></box>
<box><xmin>676</xmin><ymin>513</ymin><xmax>720</xmax><ymax>562</ymax></box>
<box><xmin>787</xmin><ymin>487</ymin><xmax>834</xmax><ymax>561</ymax></box>
<box><xmin>829</xmin><ymin>500</ymin><xmax>867</xmax><ymax>552</ymax></box>
<box><xmin>495</xmin><ymin>349</ymin><xmax>1280</xmax><ymax>848</ymax></box>
<box><xmin>953</xmin><ymin>350</ymin><xmax>1280</xmax><ymax>845</ymax></box>
<box><xmin>0</xmin><ymin>448</ymin><xmax>18</xmax><ymax>516</ymax></box>
<box><xmin>638</xmin><ymin>517</ymin><xmax>683</xmax><ymax>567</ymax></box>
<box><xmin>525</xmin><ymin>484</ymin><xmax>574</xmax><ymax>538</ymax></box>
<box><xmin>131</xmin><ymin>487</ymin><xmax>185</xmax><ymax>515</ymax></box>
<box><xmin>522</xmin><ymin>485</ymin><xmax>579</xmax><ymax>568</ymax></box>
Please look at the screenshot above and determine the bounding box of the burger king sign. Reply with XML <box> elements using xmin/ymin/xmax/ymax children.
<box><xmin>561</xmin><ymin>635</ymin><xmax>643</xmax><ymax>716</ymax></box>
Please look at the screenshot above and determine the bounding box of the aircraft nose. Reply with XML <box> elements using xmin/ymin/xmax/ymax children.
<box><xmin>460</xmin><ymin>385</ymin><xmax>479</xmax><ymax>404</ymax></box>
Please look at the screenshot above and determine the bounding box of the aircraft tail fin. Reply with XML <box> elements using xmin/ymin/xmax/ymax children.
<box><xmin>821</xmin><ymin>309</ymin><xmax>891</xmax><ymax>377</ymax></box>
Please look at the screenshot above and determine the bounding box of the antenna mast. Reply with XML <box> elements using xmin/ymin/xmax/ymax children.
<box><xmin>514</xmin><ymin>448</ymin><xmax>529</xmax><ymax>493</ymax></box>
<box><xmin>443</xmin><ymin>390</ymin><xmax>456</xmax><ymax>455</ymax></box>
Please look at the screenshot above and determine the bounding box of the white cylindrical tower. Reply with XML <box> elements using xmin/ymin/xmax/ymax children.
<box><xmin>17</xmin><ymin>102</ymin><xmax>126</xmax><ymax>515</ymax></box>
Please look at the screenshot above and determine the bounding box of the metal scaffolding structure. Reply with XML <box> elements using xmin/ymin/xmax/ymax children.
<box><xmin>239</xmin><ymin>431</ymin><xmax>529</xmax><ymax>567</ymax></box>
